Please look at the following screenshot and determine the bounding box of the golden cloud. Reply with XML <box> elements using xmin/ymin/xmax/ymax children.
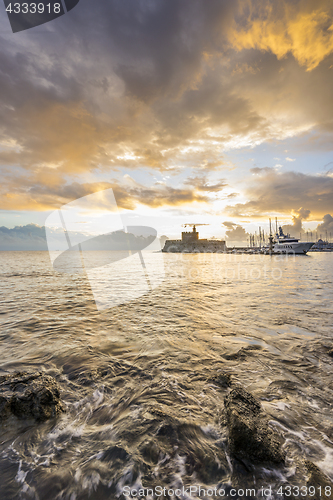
<box><xmin>0</xmin><ymin>179</ymin><xmax>216</xmax><ymax>212</ymax></box>
<box><xmin>1</xmin><ymin>0</ymin><xmax>333</xmax><ymax>217</ymax></box>
<box><xmin>229</xmin><ymin>0</ymin><xmax>333</xmax><ymax>70</ymax></box>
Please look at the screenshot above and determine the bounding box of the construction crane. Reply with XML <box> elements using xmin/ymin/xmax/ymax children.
<box><xmin>182</xmin><ymin>223</ymin><xmax>209</xmax><ymax>231</ymax></box>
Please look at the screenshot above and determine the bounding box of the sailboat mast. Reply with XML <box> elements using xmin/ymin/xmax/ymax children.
<box><xmin>269</xmin><ymin>218</ymin><xmax>274</xmax><ymax>254</ymax></box>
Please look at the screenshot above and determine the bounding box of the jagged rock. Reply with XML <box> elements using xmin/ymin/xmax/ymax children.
<box><xmin>207</xmin><ymin>371</ymin><xmax>231</xmax><ymax>388</ymax></box>
<box><xmin>0</xmin><ymin>371</ymin><xmax>65</xmax><ymax>422</ymax></box>
<box><xmin>224</xmin><ymin>386</ymin><xmax>285</xmax><ymax>464</ymax></box>
<box><xmin>101</xmin><ymin>445</ymin><xmax>130</xmax><ymax>463</ymax></box>
<box><xmin>139</xmin><ymin>440</ymin><xmax>161</xmax><ymax>465</ymax></box>
<box><xmin>225</xmin><ymin>345</ymin><xmax>263</xmax><ymax>361</ymax></box>
<box><xmin>305</xmin><ymin>461</ymin><xmax>333</xmax><ymax>499</ymax></box>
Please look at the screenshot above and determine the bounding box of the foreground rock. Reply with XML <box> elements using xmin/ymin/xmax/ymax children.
<box><xmin>304</xmin><ymin>461</ymin><xmax>333</xmax><ymax>500</ymax></box>
<box><xmin>0</xmin><ymin>372</ymin><xmax>65</xmax><ymax>422</ymax></box>
<box><xmin>206</xmin><ymin>371</ymin><xmax>231</xmax><ymax>388</ymax></box>
<box><xmin>224</xmin><ymin>386</ymin><xmax>285</xmax><ymax>464</ymax></box>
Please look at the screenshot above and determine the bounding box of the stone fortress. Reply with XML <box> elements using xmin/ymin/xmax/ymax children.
<box><xmin>162</xmin><ymin>224</ymin><xmax>226</xmax><ymax>253</ymax></box>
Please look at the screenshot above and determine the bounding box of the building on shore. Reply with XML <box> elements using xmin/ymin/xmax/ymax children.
<box><xmin>162</xmin><ymin>225</ymin><xmax>226</xmax><ymax>253</ymax></box>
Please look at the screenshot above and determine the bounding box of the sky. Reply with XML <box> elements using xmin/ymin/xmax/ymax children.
<box><xmin>0</xmin><ymin>0</ymin><xmax>333</xmax><ymax>246</ymax></box>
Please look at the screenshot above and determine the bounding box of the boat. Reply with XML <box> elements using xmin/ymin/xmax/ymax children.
<box><xmin>263</xmin><ymin>226</ymin><xmax>314</xmax><ymax>255</ymax></box>
<box><xmin>309</xmin><ymin>239</ymin><xmax>333</xmax><ymax>252</ymax></box>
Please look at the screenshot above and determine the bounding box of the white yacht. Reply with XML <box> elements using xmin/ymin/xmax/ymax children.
<box><xmin>270</xmin><ymin>227</ymin><xmax>314</xmax><ymax>254</ymax></box>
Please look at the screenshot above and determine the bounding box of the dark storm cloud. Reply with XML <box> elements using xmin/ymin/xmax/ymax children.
<box><xmin>0</xmin><ymin>1</ymin><xmax>245</xmax><ymax>183</ymax></box>
<box><xmin>92</xmin><ymin>0</ymin><xmax>236</xmax><ymax>102</ymax></box>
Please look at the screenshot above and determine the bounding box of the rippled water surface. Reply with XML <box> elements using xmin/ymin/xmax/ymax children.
<box><xmin>0</xmin><ymin>251</ymin><xmax>333</xmax><ymax>499</ymax></box>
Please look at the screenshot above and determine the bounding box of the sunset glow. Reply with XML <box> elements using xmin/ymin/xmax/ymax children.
<box><xmin>0</xmin><ymin>0</ymin><xmax>332</xmax><ymax>243</ymax></box>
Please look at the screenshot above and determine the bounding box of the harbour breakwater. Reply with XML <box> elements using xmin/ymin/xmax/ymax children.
<box><xmin>162</xmin><ymin>239</ymin><xmax>226</xmax><ymax>253</ymax></box>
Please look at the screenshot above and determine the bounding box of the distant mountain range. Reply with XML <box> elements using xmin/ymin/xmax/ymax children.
<box><xmin>0</xmin><ymin>224</ymin><xmax>161</xmax><ymax>251</ymax></box>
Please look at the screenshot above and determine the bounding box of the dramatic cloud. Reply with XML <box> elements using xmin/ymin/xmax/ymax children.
<box><xmin>226</xmin><ymin>169</ymin><xmax>333</xmax><ymax>217</ymax></box>
<box><xmin>222</xmin><ymin>221</ymin><xmax>249</xmax><ymax>242</ymax></box>
<box><xmin>316</xmin><ymin>213</ymin><xmax>333</xmax><ymax>236</ymax></box>
<box><xmin>0</xmin><ymin>178</ymin><xmax>219</xmax><ymax>212</ymax></box>
<box><xmin>282</xmin><ymin>207</ymin><xmax>311</xmax><ymax>234</ymax></box>
<box><xmin>0</xmin><ymin>0</ymin><xmax>332</xmax><ymax>217</ymax></box>
<box><xmin>229</xmin><ymin>0</ymin><xmax>333</xmax><ymax>71</ymax></box>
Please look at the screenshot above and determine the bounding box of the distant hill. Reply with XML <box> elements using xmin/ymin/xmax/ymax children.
<box><xmin>0</xmin><ymin>224</ymin><xmax>159</xmax><ymax>251</ymax></box>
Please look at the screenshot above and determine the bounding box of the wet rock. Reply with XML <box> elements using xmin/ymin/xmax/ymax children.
<box><xmin>101</xmin><ymin>445</ymin><xmax>130</xmax><ymax>466</ymax></box>
<box><xmin>0</xmin><ymin>371</ymin><xmax>65</xmax><ymax>422</ymax></box>
<box><xmin>139</xmin><ymin>439</ymin><xmax>161</xmax><ymax>465</ymax></box>
<box><xmin>305</xmin><ymin>461</ymin><xmax>333</xmax><ymax>499</ymax></box>
<box><xmin>224</xmin><ymin>350</ymin><xmax>247</xmax><ymax>361</ymax></box>
<box><xmin>207</xmin><ymin>371</ymin><xmax>232</xmax><ymax>388</ymax></box>
<box><xmin>224</xmin><ymin>386</ymin><xmax>285</xmax><ymax>464</ymax></box>
<box><xmin>224</xmin><ymin>345</ymin><xmax>263</xmax><ymax>361</ymax></box>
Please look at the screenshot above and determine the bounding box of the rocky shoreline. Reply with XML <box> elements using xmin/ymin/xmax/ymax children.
<box><xmin>1</xmin><ymin>367</ymin><xmax>333</xmax><ymax>497</ymax></box>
